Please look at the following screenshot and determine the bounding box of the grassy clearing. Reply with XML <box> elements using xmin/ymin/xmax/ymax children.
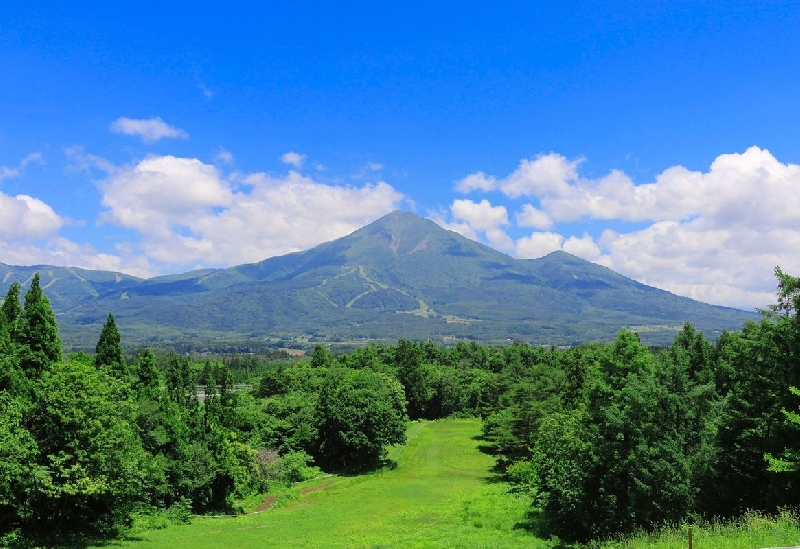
<box><xmin>110</xmin><ymin>419</ymin><xmax>547</xmax><ymax>549</ymax></box>
<box><xmin>101</xmin><ymin>418</ymin><xmax>800</xmax><ymax>549</ymax></box>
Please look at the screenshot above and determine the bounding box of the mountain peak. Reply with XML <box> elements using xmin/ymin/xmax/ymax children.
<box><xmin>0</xmin><ymin>210</ymin><xmax>759</xmax><ymax>348</ymax></box>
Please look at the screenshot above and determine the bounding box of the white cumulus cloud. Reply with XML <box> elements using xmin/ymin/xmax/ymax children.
<box><xmin>0</xmin><ymin>153</ymin><xmax>133</xmax><ymax>274</ymax></box>
<box><xmin>459</xmin><ymin>147</ymin><xmax>800</xmax><ymax>310</ymax></box>
<box><xmin>109</xmin><ymin>117</ymin><xmax>189</xmax><ymax>142</ymax></box>
<box><xmin>450</xmin><ymin>199</ymin><xmax>509</xmax><ymax>230</ymax></box>
<box><xmin>440</xmin><ymin>199</ymin><xmax>514</xmax><ymax>252</ymax></box>
<box><xmin>516</xmin><ymin>232</ymin><xmax>564</xmax><ymax>258</ymax></box>
<box><xmin>0</xmin><ymin>193</ymin><xmax>63</xmax><ymax>240</ymax></box>
<box><xmin>516</xmin><ymin>204</ymin><xmax>553</xmax><ymax>230</ymax></box>
<box><xmin>99</xmin><ymin>155</ymin><xmax>232</xmax><ymax>238</ymax></box>
<box><xmin>95</xmin><ymin>155</ymin><xmax>406</xmax><ymax>270</ymax></box>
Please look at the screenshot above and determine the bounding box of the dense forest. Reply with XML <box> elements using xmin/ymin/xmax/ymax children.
<box><xmin>1</xmin><ymin>269</ymin><xmax>800</xmax><ymax>546</ymax></box>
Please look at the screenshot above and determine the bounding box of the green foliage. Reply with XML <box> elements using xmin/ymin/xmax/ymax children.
<box><xmin>0</xmin><ymin>393</ymin><xmax>43</xmax><ymax>532</ymax></box>
<box><xmin>133</xmin><ymin>349</ymin><xmax>160</xmax><ymax>400</ymax></box>
<box><xmin>310</xmin><ymin>343</ymin><xmax>332</xmax><ymax>368</ymax></box>
<box><xmin>516</xmin><ymin>328</ymin><xmax>722</xmax><ymax>541</ymax></box>
<box><xmin>531</xmin><ymin>411</ymin><xmax>593</xmax><ymax>538</ymax></box>
<box><xmin>19</xmin><ymin>274</ymin><xmax>61</xmax><ymax>378</ymax></box>
<box><xmin>96</xmin><ymin>312</ymin><xmax>128</xmax><ymax>379</ymax></box>
<box><xmin>3</xmin><ymin>267</ymin><xmax>800</xmax><ymax>546</ymax></box>
<box><xmin>315</xmin><ymin>367</ymin><xmax>408</xmax><ymax>469</ymax></box>
<box><xmin>712</xmin><ymin>315</ymin><xmax>800</xmax><ymax>515</ymax></box>
<box><xmin>0</xmin><ymin>282</ymin><xmax>23</xmax><ymax>344</ymax></box>
<box><xmin>394</xmin><ymin>339</ymin><xmax>431</xmax><ymax>419</ymax></box>
<box><xmin>28</xmin><ymin>356</ymin><xmax>146</xmax><ymax>535</ymax></box>
<box><xmin>0</xmin><ymin>328</ymin><xmax>25</xmax><ymax>394</ymax></box>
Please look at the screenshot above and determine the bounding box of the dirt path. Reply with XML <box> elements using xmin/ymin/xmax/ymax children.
<box><xmin>253</xmin><ymin>495</ymin><xmax>277</xmax><ymax>513</ymax></box>
<box><xmin>299</xmin><ymin>481</ymin><xmax>334</xmax><ymax>495</ymax></box>
<box><xmin>252</xmin><ymin>480</ymin><xmax>335</xmax><ymax>513</ymax></box>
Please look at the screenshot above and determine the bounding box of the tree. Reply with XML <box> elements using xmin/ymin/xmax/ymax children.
<box><xmin>315</xmin><ymin>367</ymin><xmax>407</xmax><ymax>470</ymax></box>
<box><xmin>531</xmin><ymin>411</ymin><xmax>594</xmax><ymax>540</ymax></box>
<box><xmin>394</xmin><ymin>339</ymin><xmax>432</xmax><ymax>419</ymax></box>
<box><xmin>0</xmin><ymin>281</ymin><xmax>23</xmax><ymax>345</ymax></box>
<box><xmin>95</xmin><ymin>313</ymin><xmax>127</xmax><ymax>379</ymax></box>
<box><xmin>310</xmin><ymin>344</ymin><xmax>332</xmax><ymax>368</ymax></box>
<box><xmin>26</xmin><ymin>356</ymin><xmax>145</xmax><ymax>535</ymax></box>
<box><xmin>766</xmin><ymin>386</ymin><xmax>800</xmax><ymax>473</ymax></box>
<box><xmin>0</xmin><ymin>392</ymin><xmax>43</xmax><ymax>533</ymax></box>
<box><xmin>0</xmin><ymin>322</ymin><xmax>25</xmax><ymax>395</ymax></box>
<box><xmin>762</xmin><ymin>268</ymin><xmax>800</xmax><ymax>490</ymax></box>
<box><xmin>133</xmin><ymin>348</ymin><xmax>160</xmax><ymax>400</ymax></box>
<box><xmin>19</xmin><ymin>274</ymin><xmax>61</xmax><ymax>378</ymax></box>
<box><xmin>531</xmin><ymin>328</ymin><xmax>720</xmax><ymax>541</ymax></box>
<box><xmin>712</xmin><ymin>316</ymin><xmax>800</xmax><ymax>515</ymax></box>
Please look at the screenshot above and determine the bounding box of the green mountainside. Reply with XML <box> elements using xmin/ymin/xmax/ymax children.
<box><xmin>0</xmin><ymin>210</ymin><xmax>759</xmax><ymax>348</ymax></box>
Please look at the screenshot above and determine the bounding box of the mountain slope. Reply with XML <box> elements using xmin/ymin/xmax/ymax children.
<box><xmin>0</xmin><ymin>211</ymin><xmax>760</xmax><ymax>347</ymax></box>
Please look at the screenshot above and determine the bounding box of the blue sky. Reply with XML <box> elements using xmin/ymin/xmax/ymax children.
<box><xmin>2</xmin><ymin>1</ymin><xmax>800</xmax><ymax>309</ymax></box>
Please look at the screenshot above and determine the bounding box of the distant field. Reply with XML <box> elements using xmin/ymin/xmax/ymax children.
<box><xmin>104</xmin><ymin>419</ymin><xmax>800</xmax><ymax>549</ymax></box>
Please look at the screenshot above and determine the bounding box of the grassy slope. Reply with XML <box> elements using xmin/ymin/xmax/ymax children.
<box><xmin>114</xmin><ymin>419</ymin><xmax>546</xmax><ymax>549</ymax></box>
<box><xmin>108</xmin><ymin>419</ymin><xmax>800</xmax><ymax>549</ymax></box>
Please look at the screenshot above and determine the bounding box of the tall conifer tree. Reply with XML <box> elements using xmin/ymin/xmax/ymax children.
<box><xmin>95</xmin><ymin>313</ymin><xmax>127</xmax><ymax>379</ymax></box>
<box><xmin>20</xmin><ymin>274</ymin><xmax>61</xmax><ymax>378</ymax></box>
<box><xmin>1</xmin><ymin>281</ymin><xmax>23</xmax><ymax>345</ymax></box>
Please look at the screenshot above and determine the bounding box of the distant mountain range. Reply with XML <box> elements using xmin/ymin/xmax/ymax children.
<box><xmin>0</xmin><ymin>210</ymin><xmax>759</xmax><ymax>349</ymax></box>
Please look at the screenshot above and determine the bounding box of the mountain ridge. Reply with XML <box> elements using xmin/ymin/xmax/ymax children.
<box><xmin>0</xmin><ymin>210</ymin><xmax>759</xmax><ymax>348</ymax></box>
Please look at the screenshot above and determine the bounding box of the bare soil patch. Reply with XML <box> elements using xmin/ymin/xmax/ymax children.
<box><xmin>299</xmin><ymin>481</ymin><xmax>335</xmax><ymax>495</ymax></box>
<box><xmin>253</xmin><ymin>495</ymin><xmax>277</xmax><ymax>513</ymax></box>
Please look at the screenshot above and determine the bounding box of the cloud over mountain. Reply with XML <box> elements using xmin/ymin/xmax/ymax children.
<box><xmin>449</xmin><ymin>147</ymin><xmax>800</xmax><ymax>309</ymax></box>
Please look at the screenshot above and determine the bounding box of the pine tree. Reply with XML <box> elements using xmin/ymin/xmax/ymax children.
<box><xmin>95</xmin><ymin>313</ymin><xmax>127</xmax><ymax>379</ymax></box>
<box><xmin>19</xmin><ymin>274</ymin><xmax>61</xmax><ymax>378</ymax></box>
<box><xmin>1</xmin><ymin>281</ymin><xmax>23</xmax><ymax>345</ymax></box>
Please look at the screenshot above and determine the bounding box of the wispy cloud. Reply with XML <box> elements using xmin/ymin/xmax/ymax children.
<box><xmin>0</xmin><ymin>153</ymin><xmax>43</xmax><ymax>183</ymax></box>
<box><xmin>214</xmin><ymin>148</ymin><xmax>234</xmax><ymax>165</ymax></box>
<box><xmin>109</xmin><ymin>117</ymin><xmax>189</xmax><ymax>142</ymax></box>
<box><xmin>280</xmin><ymin>151</ymin><xmax>307</xmax><ymax>168</ymax></box>
<box><xmin>199</xmin><ymin>82</ymin><xmax>214</xmax><ymax>99</ymax></box>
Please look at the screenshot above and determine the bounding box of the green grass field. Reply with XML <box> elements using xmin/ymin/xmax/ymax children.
<box><xmin>106</xmin><ymin>418</ymin><xmax>800</xmax><ymax>549</ymax></box>
<box><xmin>113</xmin><ymin>419</ymin><xmax>547</xmax><ymax>549</ymax></box>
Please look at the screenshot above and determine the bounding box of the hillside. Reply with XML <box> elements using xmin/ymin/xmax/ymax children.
<box><xmin>0</xmin><ymin>210</ymin><xmax>759</xmax><ymax>348</ymax></box>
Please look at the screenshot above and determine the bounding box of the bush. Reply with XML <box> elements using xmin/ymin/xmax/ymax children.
<box><xmin>280</xmin><ymin>450</ymin><xmax>321</xmax><ymax>483</ymax></box>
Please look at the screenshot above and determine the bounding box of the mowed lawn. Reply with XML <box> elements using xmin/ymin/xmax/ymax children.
<box><xmin>111</xmin><ymin>419</ymin><xmax>550</xmax><ymax>549</ymax></box>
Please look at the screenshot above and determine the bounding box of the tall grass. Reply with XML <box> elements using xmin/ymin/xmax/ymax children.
<box><xmin>597</xmin><ymin>510</ymin><xmax>800</xmax><ymax>549</ymax></box>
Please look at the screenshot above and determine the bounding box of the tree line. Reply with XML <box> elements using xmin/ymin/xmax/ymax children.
<box><xmin>0</xmin><ymin>274</ymin><xmax>408</xmax><ymax>544</ymax></box>
<box><xmin>2</xmin><ymin>269</ymin><xmax>800</xmax><ymax>545</ymax></box>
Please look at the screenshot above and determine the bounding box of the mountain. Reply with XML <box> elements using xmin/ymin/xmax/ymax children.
<box><xmin>0</xmin><ymin>211</ymin><xmax>760</xmax><ymax>348</ymax></box>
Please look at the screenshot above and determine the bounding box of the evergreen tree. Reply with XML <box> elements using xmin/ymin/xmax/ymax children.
<box><xmin>310</xmin><ymin>343</ymin><xmax>332</xmax><ymax>368</ymax></box>
<box><xmin>95</xmin><ymin>313</ymin><xmax>127</xmax><ymax>379</ymax></box>
<box><xmin>1</xmin><ymin>281</ymin><xmax>23</xmax><ymax>345</ymax></box>
<box><xmin>0</xmin><ymin>323</ymin><xmax>25</xmax><ymax>394</ymax></box>
<box><xmin>19</xmin><ymin>274</ymin><xmax>61</xmax><ymax>378</ymax></box>
<box><xmin>133</xmin><ymin>348</ymin><xmax>160</xmax><ymax>400</ymax></box>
